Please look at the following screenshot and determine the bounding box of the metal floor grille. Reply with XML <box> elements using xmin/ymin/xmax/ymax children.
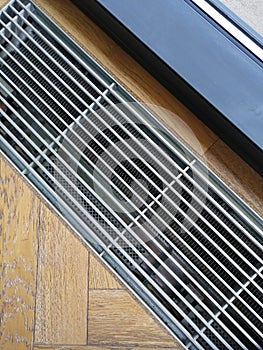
<box><xmin>0</xmin><ymin>1</ymin><xmax>262</xmax><ymax>349</ymax></box>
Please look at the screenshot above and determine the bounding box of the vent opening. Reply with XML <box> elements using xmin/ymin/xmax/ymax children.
<box><xmin>1</xmin><ymin>1</ymin><xmax>262</xmax><ymax>349</ymax></box>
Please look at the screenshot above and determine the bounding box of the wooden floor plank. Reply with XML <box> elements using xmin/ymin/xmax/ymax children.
<box><xmin>204</xmin><ymin>139</ymin><xmax>263</xmax><ymax>217</ymax></box>
<box><xmin>34</xmin><ymin>205</ymin><xmax>89</xmax><ymax>345</ymax></box>
<box><xmin>0</xmin><ymin>159</ymin><xmax>39</xmax><ymax>350</ymax></box>
<box><xmin>0</xmin><ymin>1</ymin><xmax>7</xmax><ymax>8</ymax></box>
<box><xmin>88</xmin><ymin>290</ymin><xmax>180</xmax><ymax>349</ymax></box>
<box><xmin>89</xmin><ymin>254</ymin><xmax>123</xmax><ymax>290</ymax></box>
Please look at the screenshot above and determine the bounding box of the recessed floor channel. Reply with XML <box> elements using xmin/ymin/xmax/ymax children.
<box><xmin>0</xmin><ymin>1</ymin><xmax>262</xmax><ymax>349</ymax></box>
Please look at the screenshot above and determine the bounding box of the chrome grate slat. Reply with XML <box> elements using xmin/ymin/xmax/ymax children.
<box><xmin>0</xmin><ymin>1</ymin><xmax>262</xmax><ymax>349</ymax></box>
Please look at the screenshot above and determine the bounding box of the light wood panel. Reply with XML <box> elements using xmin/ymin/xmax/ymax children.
<box><xmin>0</xmin><ymin>158</ymin><xmax>39</xmax><ymax>350</ymax></box>
<box><xmin>205</xmin><ymin>139</ymin><xmax>263</xmax><ymax>217</ymax></box>
<box><xmin>0</xmin><ymin>155</ymin><xmax>179</xmax><ymax>349</ymax></box>
<box><xmin>0</xmin><ymin>1</ymin><xmax>7</xmax><ymax>8</ymax></box>
<box><xmin>89</xmin><ymin>254</ymin><xmax>123</xmax><ymax>290</ymax></box>
<box><xmin>88</xmin><ymin>290</ymin><xmax>180</xmax><ymax>348</ymax></box>
<box><xmin>34</xmin><ymin>205</ymin><xmax>89</xmax><ymax>345</ymax></box>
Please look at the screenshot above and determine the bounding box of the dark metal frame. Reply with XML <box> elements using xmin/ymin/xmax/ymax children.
<box><xmin>72</xmin><ymin>0</ymin><xmax>263</xmax><ymax>175</ymax></box>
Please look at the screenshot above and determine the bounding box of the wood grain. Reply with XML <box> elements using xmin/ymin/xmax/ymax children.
<box><xmin>204</xmin><ymin>139</ymin><xmax>263</xmax><ymax>217</ymax></box>
<box><xmin>34</xmin><ymin>205</ymin><xmax>89</xmax><ymax>345</ymax></box>
<box><xmin>34</xmin><ymin>0</ymin><xmax>218</xmax><ymax>156</ymax></box>
<box><xmin>0</xmin><ymin>158</ymin><xmax>39</xmax><ymax>350</ymax></box>
<box><xmin>0</xmin><ymin>0</ymin><xmax>7</xmax><ymax>8</ymax></box>
<box><xmin>88</xmin><ymin>290</ymin><xmax>179</xmax><ymax>348</ymax></box>
<box><xmin>89</xmin><ymin>254</ymin><xmax>123</xmax><ymax>290</ymax></box>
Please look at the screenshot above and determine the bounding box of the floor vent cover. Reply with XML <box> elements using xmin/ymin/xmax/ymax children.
<box><xmin>0</xmin><ymin>1</ymin><xmax>262</xmax><ymax>349</ymax></box>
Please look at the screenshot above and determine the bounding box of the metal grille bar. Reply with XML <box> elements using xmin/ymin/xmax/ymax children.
<box><xmin>0</xmin><ymin>1</ymin><xmax>262</xmax><ymax>349</ymax></box>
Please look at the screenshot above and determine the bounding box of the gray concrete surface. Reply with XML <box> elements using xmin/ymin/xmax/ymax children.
<box><xmin>220</xmin><ymin>0</ymin><xmax>263</xmax><ymax>37</ymax></box>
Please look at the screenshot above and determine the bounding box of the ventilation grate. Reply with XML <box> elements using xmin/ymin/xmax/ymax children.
<box><xmin>0</xmin><ymin>1</ymin><xmax>262</xmax><ymax>349</ymax></box>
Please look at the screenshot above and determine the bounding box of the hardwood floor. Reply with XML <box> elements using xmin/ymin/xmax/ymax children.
<box><xmin>0</xmin><ymin>157</ymin><xmax>180</xmax><ymax>350</ymax></box>
<box><xmin>0</xmin><ymin>158</ymin><xmax>39</xmax><ymax>350</ymax></box>
<box><xmin>0</xmin><ymin>0</ymin><xmax>262</xmax><ymax>349</ymax></box>
<box><xmin>34</xmin><ymin>204</ymin><xmax>89</xmax><ymax>345</ymax></box>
